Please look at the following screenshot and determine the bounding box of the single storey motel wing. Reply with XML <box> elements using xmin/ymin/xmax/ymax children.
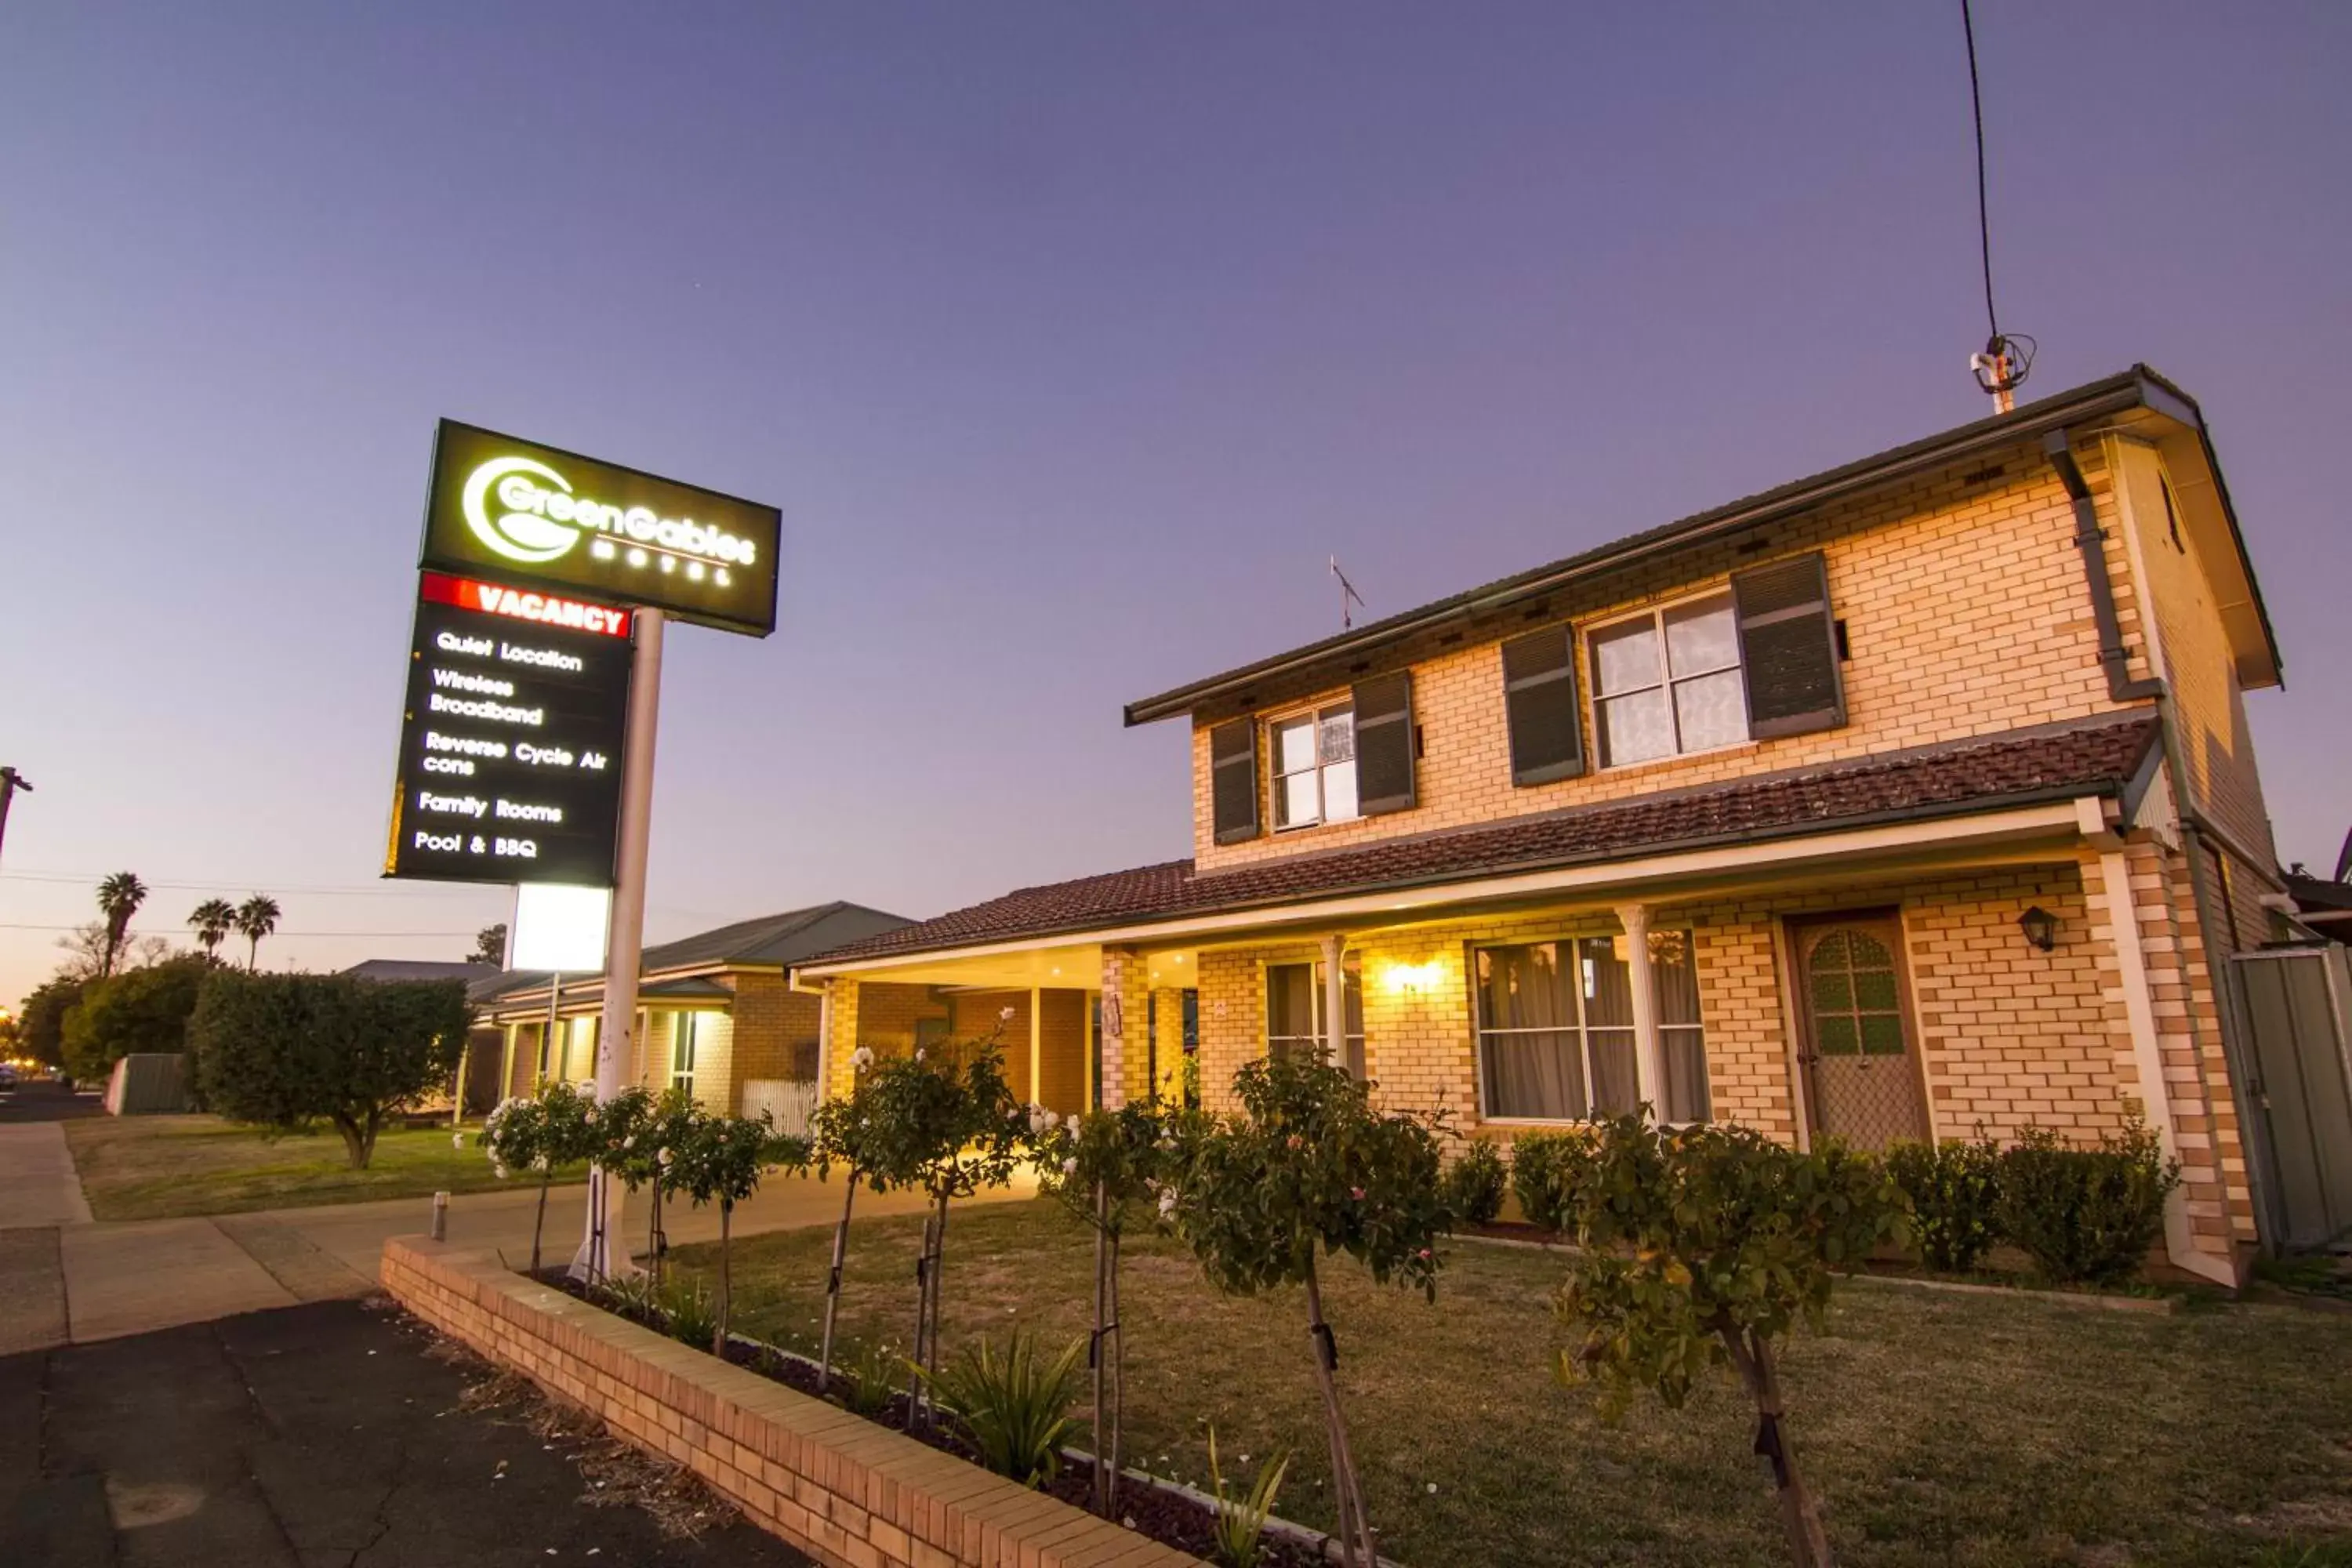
<box><xmin>785</xmin><ymin>366</ymin><xmax>2307</xmax><ymax>1287</ymax></box>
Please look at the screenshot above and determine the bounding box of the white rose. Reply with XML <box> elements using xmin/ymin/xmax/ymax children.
<box><xmin>999</xmin><ymin>1006</ymin><xmax>1014</xmax><ymax>1022</ymax></box>
<box><xmin>1061</xmin><ymin>1156</ymin><xmax>1078</xmax><ymax>1175</ymax></box>
<box><xmin>452</xmin><ymin>1132</ymin><xmax>465</xmax><ymax>1149</ymax></box>
<box><xmin>658</xmin><ymin>1147</ymin><xmax>674</xmax><ymax>1168</ymax></box>
<box><xmin>492</xmin><ymin>1163</ymin><xmax>510</xmax><ymax>1180</ymax></box>
<box><xmin>1158</xmin><ymin>1189</ymin><xmax>1178</xmax><ymax>1217</ymax></box>
<box><xmin>851</xmin><ymin>1047</ymin><xmax>875</xmax><ymax>1071</ymax></box>
<box><xmin>914</xmin><ymin>1048</ymin><xmax>925</xmax><ymax>1062</ymax></box>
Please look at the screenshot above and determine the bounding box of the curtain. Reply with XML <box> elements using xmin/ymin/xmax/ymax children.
<box><xmin>1478</xmin><ymin>943</ymin><xmax>1585</xmax><ymax>1119</ymax></box>
<box><xmin>1650</xmin><ymin>930</ymin><xmax>1711</xmax><ymax>1121</ymax></box>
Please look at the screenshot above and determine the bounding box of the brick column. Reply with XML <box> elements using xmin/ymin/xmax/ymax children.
<box><xmin>822</xmin><ymin>979</ymin><xmax>863</xmax><ymax>1103</ymax></box>
<box><xmin>1098</xmin><ymin>947</ymin><xmax>1152</xmax><ymax>1110</ymax></box>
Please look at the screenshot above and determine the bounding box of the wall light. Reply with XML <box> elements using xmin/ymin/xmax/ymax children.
<box><xmin>2017</xmin><ymin>906</ymin><xmax>2058</xmax><ymax>953</ymax></box>
<box><xmin>1381</xmin><ymin>960</ymin><xmax>1446</xmax><ymax>995</ymax></box>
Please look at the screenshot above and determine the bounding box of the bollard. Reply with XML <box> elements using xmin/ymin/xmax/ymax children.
<box><xmin>431</xmin><ymin>1190</ymin><xmax>449</xmax><ymax>1242</ymax></box>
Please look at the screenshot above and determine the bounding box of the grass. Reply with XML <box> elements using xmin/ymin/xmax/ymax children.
<box><xmin>670</xmin><ymin>1198</ymin><xmax>2352</xmax><ymax>1568</ymax></box>
<box><xmin>63</xmin><ymin>1113</ymin><xmax>581</xmax><ymax>1221</ymax></box>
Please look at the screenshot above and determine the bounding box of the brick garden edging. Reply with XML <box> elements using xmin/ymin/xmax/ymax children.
<box><xmin>382</xmin><ymin>1236</ymin><xmax>1202</xmax><ymax>1568</ymax></box>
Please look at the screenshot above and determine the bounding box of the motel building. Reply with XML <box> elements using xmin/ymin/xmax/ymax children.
<box><xmin>789</xmin><ymin>366</ymin><xmax>2318</xmax><ymax>1286</ymax></box>
<box><xmin>477</xmin><ymin>902</ymin><xmax>912</xmax><ymax>1130</ymax></box>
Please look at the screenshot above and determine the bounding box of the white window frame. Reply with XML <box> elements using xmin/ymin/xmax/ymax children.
<box><xmin>1263</xmin><ymin>959</ymin><xmax>1367</xmax><ymax>1079</ymax></box>
<box><xmin>671</xmin><ymin>1012</ymin><xmax>699</xmax><ymax>1099</ymax></box>
<box><xmin>1472</xmin><ymin>931</ymin><xmax>1710</xmax><ymax>1125</ymax></box>
<box><xmin>1585</xmin><ymin>588</ymin><xmax>1749</xmax><ymax>771</ymax></box>
<box><xmin>1269</xmin><ymin>703</ymin><xmax>1359</xmax><ymax>830</ymax></box>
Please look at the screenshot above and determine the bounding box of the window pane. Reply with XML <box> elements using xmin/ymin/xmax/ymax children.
<box><xmin>1810</xmin><ymin>971</ymin><xmax>1853</xmax><ymax>1012</ymax></box>
<box><xmin>1860</xmin><ymin>1014</ymin><xmax>1907</xmax><ymax>1056</ymax></box>
<box><xmin>1592</xmin><ymin>619</ymin><xmax>1662</xmax><ymax>697</ymax></box>
<box><xmin>1267</xmin><ymin>964</ymin><xmax>1315</xmax><ymax>1040</ymax></box>
<box><xmin>1318</xmin><ymin>709</ymin><xmax>1355</xmax><ymax>764</ymax></box>
<box><xmin>1580</xmin><ymin>935</ymin><xmax>1632</xmax><ymax>1027</ymax></box>
<box><xmin>1321</xmin><ymin>759</ymin><xmax>1359</xmax><ymax>822</ymax></box>
<box><xmin>1279</xmin><ymin>771</ymin><xmax>1320</xmax><ymax>827</ymax></box>
<box><xmin>1475</xmin><ymin>944</ymin><xmax>1575</xmax><ymax>1032</ymax></box>
<box><xmin>1482</xmin><ymin>1029</ymin><xmax>1587</xmax><ymax>1120</ymax></box>
<box><xmin>1650</xmin><ymin>931</ymin><xmax>1702</xmax><ymax>1028</ymax></box>
<box><xmin>1664</xmin><ymin>596</ymin><xmax>1739</xmax><ymax>677</ymax></box>
<box><xmin>1600</xmin><ymin>689</ymin><xmax>1674</xmax><ymax>766</ymax></box>
<box><xmin>1816</xmin><ymin>1015</ymin><xmax>1860</xmax><ymax>1055</ymax></box>
<box><xmin>1855</xmin><ymin>970</ymin><xmax>1899</xmax><ymax>1011</ymax></box>
<box><xmin>1588</xmin><ymin>1029</ymin><xmax>1639</xmax><ymax>1114</ymax></box>
<box><xmin>1275</xmin><ymin>717</ymin><xmax>1318</xmax><ymax>775</ymax></box>
<box><xmin>1847</xmin><ymin>931</ymin><xmax>1893</xmax><ymax>968</ymax></box>
<box><xmin>1672</xmin><ymin>668</ymin><xmax>1748</xmax><ymax>751</ymax></box>
<box><xmin>1661</xmin><ymin>1027</ymin><xmax>1711</xmax><ymax>1122</ymax></box>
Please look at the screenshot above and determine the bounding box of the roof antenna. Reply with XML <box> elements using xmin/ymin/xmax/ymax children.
<box><xmin>1330</xmin><ymin>556</ymin><xmax>1366</xmax><ymax>630</ymax></box>
<box><xmin>1961</xmin><ymin>0</ymin><xmax>2034</xmax><ymax>413</ymax></box>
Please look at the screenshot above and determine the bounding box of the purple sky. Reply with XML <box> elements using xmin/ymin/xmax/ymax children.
<box><xmin>5</xmin><ymin>4</ymin><xmax>2348</xmax><ymax>1005</ymax></box>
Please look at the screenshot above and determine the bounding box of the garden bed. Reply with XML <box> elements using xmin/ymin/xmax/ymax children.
<box><xmin>553</xmin><ymin>1270</ymin><xmax>1347</xmax><ymax>1568</ymax></box>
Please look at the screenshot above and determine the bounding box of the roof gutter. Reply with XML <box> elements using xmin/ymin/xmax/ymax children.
<box><xmin>1125</xmin><ymin>376</ymin><xmax>2154</xmax><ymax>726</ymax></box>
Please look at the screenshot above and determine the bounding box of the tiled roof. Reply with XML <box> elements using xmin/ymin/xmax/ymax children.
<box><xmin>804</xmin><ymin>714</ymin><xmax>2159</xmax><ymax>967</ymax></box>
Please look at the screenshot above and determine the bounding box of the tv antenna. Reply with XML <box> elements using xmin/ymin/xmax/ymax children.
<box><xmin>1330</xmin><ymin>557</ymin><xmax>1366</xmax><ymax>630</ymax></box>
<box><xmin>1960</xmin><ymin>0</ymin><xmax>2034</xmax><ymax>412</ymax></box>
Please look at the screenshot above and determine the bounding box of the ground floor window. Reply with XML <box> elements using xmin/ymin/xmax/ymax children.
<box><xmin>671</xmin><ymin>1013</ymin><xmax>699</xmax><ymax>1098</ymax></box>
<box><xmin>1474</xmin><ymin>932</ymin><xmax>1709</xmax><ymax>1122</ymax></box>
<box><xmin>1265</xmin><ymin>960</ymin><xmax>1366</xmax><ymax>1079</ymax></box>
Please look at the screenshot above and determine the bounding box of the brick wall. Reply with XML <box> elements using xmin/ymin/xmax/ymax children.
<box><xmin>1190</xmin><ymin>443</ymin><xmax>2139</xmax><ymax>872</ymax></box>
<box><xmin>383</xmin><ymin>1238</ymin><xmax>1200</xmax><ymax>1568</ymax></box>
<box><xmin>727</xmin><ymin>974</ymin><xmax>824</xmax><ymax>1111</ymax></box>
<box><xmin>1036</xmin><ymin>989</ymin><xmax>1089</xmax><ymax>1115</ymax></box>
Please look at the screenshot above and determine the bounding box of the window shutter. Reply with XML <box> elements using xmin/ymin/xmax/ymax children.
<box><xmin>1352</xmin><ymin>672</ymin><xmax>1416</xmax><ymax>815</ymax></box>
<box><xmin>1732</xmin><ymin>551</ymin><xmax>1846</xmax><ymax>739</ymax></box>
<box><xmin>1501</xmin><ymin>626</ymin><xmax>1585</xmax><ymax>785</ymax></box>
<box><xmin>1210</xmin><ymin>718</ymin><xmax>1261</xmax><ymax>844</ymax></box>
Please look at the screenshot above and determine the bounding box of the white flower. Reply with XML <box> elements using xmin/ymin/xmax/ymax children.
<box><xmin>532</xmin><ymin>1154</ymin><xmax>550</xmax><ymax>1171</ymax></box>
<box><xmin>1028</xmin><ymin>1105</ymin><xmax>1051</xmax><ymax>1134</ymax></box>
<box><xmin>493</xmin><ymin>1163</ymin><xmax>510</xmax><ymax>1180</ymax></box>
<box><xmin>1157</xmin><ymin>1189</ymin><xmax>1179</xmax><ymax>1218</ymax></box>
<box><xmin>1061</xmin><ymin>1156</ymin><xmax>1078</xmax><ymax>1175</ymax></box>
<box><xmin>1426</xmin><ymin>1483</ymin><xmax>1439</xmax><ymax>1494</ymax></box>
<box><xmin>851</xmin><ymin>1046</ymin><xmax>875</xmax><ymax>1072</ymax></box>
<box><xmin>622</xmin><ymin>1135</ymin><xmax>636</xmax><ymax>1149</ymax></box>
<box><xmin>452</xmin><ymin>1132</ymin><xmax>465</xmax><ymax>1149</ymax></box>
<box><xmin>999</xmin><ymin>1006</ymin><xmax>1014</xmax><ymax>1022</ymax></box>
<box><xmin>1044</xmin><ymin>1109</ymin><xmax>1060</xmax><ymax>1131</ymax></box>
<box><xmin>658</xmin><ymin>1146</ymin><xmax>673</xmax><ymax>1167</ymax></box>
<box><xmin>914</xmin><ymin>1048</ymin><xmax>925</xmax><ymax>1062</ymax></box>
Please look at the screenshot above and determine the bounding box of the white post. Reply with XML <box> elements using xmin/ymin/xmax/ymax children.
<box><xmin>573</xmin><ymin>606</ymin><xmax>663</xmax><ymax>1281</ymax></box>
<box><xmin>1321</xmin><ymin>934</ymin><xmax>1348</xmax><ymax>1073</ymax></box>
<box><xmin>1617</xmin><ymin>903</ymin><xmax>1665</xmax><ymax>1117</ymax></box>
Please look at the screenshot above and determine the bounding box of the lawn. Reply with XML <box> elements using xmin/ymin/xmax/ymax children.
<box><xmin>64</xmin><ymin>1113</ymin><xmax>579</xmax><ymax>1221</ymax></box>
<box><xmin>670</xmin><ymin>1198</ymin><xmax>2352</xmax><ymax>1568</ymax></box>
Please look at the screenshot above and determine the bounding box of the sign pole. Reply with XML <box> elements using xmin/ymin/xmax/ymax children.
<box><xmin>572</xmin><ymin>607</ymin><xmax>664</xmax><ymax>1281</ymax></box>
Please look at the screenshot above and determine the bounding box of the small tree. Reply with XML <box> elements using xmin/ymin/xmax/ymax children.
<box><xmin>17</xmin><ymin>975</ymin><xmax>86</xmax><ymax>1070</ymax></box>
<box><xmin>597</xmin><ymin>1086</ymin><xmax>701</xmax><ymax>1283</ymax></box>
<box><xmin>1549</xmin><ymin>1116</ymin><xmax>1907</xmax><ymax>1568</ymax></box>
<box><xmin>1168</xmin><ymin>1054</ymin><xmax>1453</xmax><ymax>1568</ymax></box>
<box><xmin>855</xmin><ymin>1036</ymin><xmax>1028</xmax><ymax>1431</ymax></box>
<box><xmin>667</xmin><ymin>1111</ymin><xmax>811</xmax><ymax>1352</ymax></box>
<box><xmin>482</xmin><ymin>1080</ymin><xmax>601</xmax><ymax>1275</ymax></box>
<box><xmin>60</xmin><ymin>954</ymin><xmax>210</xmax><ymax>1083</ymax></box>
<box><xmin>1034</xmin><ymin>1098</ymin><xmax>1182</xmax><ymax>1516</ymax></box>
<box><xmin>191</xmin><ymin>971</ymin><xmax>469</xmax><ymax>1170</ymax></box>
<box><xmin>808</xmin><ymin>1047</ymin><xmax>888</xmax><ymax>1392</ymax></box>
<box><xmin>469</xmin><ymin>924</ymin><xmax>507</xmax><ymax>966</ymax></box>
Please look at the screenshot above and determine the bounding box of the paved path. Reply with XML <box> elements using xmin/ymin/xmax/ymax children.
<box><xmin>0</xmin><ymin>1094</ymin><xmax>1032</xmax><ymax>1352</ymax></box>
<box><xmin>0</xmin><ymin>1298</ymin><xmax>811</xmax><ymax>1566</ymax></box>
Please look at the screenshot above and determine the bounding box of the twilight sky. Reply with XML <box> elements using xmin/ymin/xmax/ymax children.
<box><xmin>4</xmin><ymin>4</ymin><xmax>2348</xmax><ymax>1006</ymax></box>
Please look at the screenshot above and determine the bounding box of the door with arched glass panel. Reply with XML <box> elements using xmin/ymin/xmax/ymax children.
<box><xmin>1792</xmin><ymin>915</ymin><xmax>1928</xmax><ymax>1150</ymax></box>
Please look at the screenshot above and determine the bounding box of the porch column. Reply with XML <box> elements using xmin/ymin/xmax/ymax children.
<box><xmin>814</xmin><ymin>979</ymin><xmax>835</xmax><ymax>1103</ymax></box>
<box><xmin>1617</xmin><ymin>903</ymin><xmax>1665</xmax><ymax>1116</ymax></box>
<box><xmin>1099</xmin><ymin>947</ymin><xmax>1152</xmax><ymax>1111</ymax></box>
<box><xmin>1320</xmin><ymin>934</ymin><xmax>1348</xmax><ymax>1069</ymax></box>
<box><xmin>1028</xmin><ymin>987</ymin><xmax>1044</xmax><ymax>1107</ymax></box>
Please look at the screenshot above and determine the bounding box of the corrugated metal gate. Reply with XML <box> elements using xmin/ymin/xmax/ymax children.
<box><xmin>2230</xmin><ymin>946</ymin><xmax>2352</xmax><ymax>1249</ymax></box>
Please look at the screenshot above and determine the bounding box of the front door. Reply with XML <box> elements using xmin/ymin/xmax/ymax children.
<box><xmin>1792</xmin><ymin>914</ymin><xmax>1930</xmax><ymax>1150</ymax></box>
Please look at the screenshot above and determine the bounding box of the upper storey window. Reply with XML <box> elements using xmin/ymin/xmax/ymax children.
<box><xmin>1590</xmin><ymin>593</ymin><xmax>1748</xmax><ymax>767</ymax></box>
<box><xmin>1273</xmin><ymin>705</ymin><xmax>1359</xmax><ymax>828</ymax></box>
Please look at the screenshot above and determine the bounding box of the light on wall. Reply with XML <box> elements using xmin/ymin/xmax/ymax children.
<box><xmin>2017</xmin><ymin>906</ymin><xmax>2058</xmax><ymax>953</ymax></box>
<box><xmin>1381</xmin><ymin>960</ymin><xmax>1446</xmax><ymax>995</ymax></box>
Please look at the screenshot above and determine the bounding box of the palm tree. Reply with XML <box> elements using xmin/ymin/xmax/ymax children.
<box><xmin>188</xmin><ymin>898</ymin><xmax>237</xmax><ymax>961</ymax></box>
<box><xmin>96</xmin><ymin>872</ymin><xmax>148</xmax><ymax>978</ymax></box>
<box><xmin>235</xmin><ymin>894</ymin><xmax>281</xmax><ymax>970</ymax></box>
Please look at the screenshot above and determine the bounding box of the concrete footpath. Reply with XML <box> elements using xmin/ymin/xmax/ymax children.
<box><xmin>0</xmin><ymin>1297</ymin><xmax>811</xmax><ymax>1566</ymax></box>
<box><xmin>0</xmin><ymin>1105</ymin><xmax>1026</xmax><ymax>1353</ymax></box>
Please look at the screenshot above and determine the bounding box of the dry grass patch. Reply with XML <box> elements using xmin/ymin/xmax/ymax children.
<box><xmin>670</xmin><ymin>1196</ymin><xmax>2352</xmax><ymax>1568</ymax></box>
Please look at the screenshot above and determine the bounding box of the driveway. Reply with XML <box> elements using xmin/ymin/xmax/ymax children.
<box><xmin>0</xmin><ymin>1297</ymin><xmax>810</xmax><ymax>1566</ymax></box>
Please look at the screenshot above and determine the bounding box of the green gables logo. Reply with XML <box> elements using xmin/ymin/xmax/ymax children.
<box><xmin>461</xmin><ymin>455</ymin><xmax>758</xmax><ymax>585</ymax></box>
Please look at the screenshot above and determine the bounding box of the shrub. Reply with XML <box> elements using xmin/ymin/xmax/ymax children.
<box><xmin>659</xmin><ymin>1276</ymin><xmax>718</xmax><ymax>1350</ymax></box>
<box><xmin>1883</xmin><ymin>1134</ymin><xmax>2004</xmax><ymax>1275</ymax></box>
<box><xmin>1552</xmin><ymin>1115</ymin><xmax>1907</xmax><ymax>1568</ymax></box>
<box><xmin>191</xmin><ymin>971</ymin><xmax>469</xmax><ymax>1169</ymax></box>
<box><xmin>1443</xmin><ymin>1139</ymin><xmax>1508</xmax><ymax>1226</ymax></box>
<box><xmin>1996</xmin><ymin>1123</ymin><xmax>2178</xmax><ymax>1287</ymax></box>
<box><xmin>61</xmin><ymin>955</ymin><xmax>212</xmax><ymax>1084</ymax></box>
<box><xmin>1207</xmin><ymin>1426</ymin><xmax>1291</xmax><ymax>1568</ymax></box>
<box><xmin>481</xmin><ymin>1081</ymin><xmax>601</xmax><ymax>1275</ymax></box>
<box><xmin>840</xmin><ymin>1339</ymin><xmax>904</xmax><ymax>1419</ymax></box>
<box><xmin>1507</xmin><ymin>1128</ymin><xmax>1595</xmax><ymax>1232</ymax></box>
<box><xmin>922</xmin><ymin>1330</ymin><xmax>1087</xmax><ymax>1488</ymax></box>
<box><xmin>666</xmin><ymin>1110</ymin><xmax>810</xmax><ymax>1351</ymax></box>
